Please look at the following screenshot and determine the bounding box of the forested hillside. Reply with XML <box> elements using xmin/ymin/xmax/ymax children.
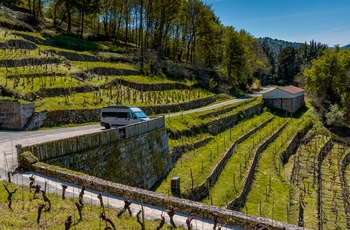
<box><xmin>258</xmin><ymin>37</ymin><xmax>303</xmax><ymax>54</ymax></box>
<box><xmin>1</xmin><ymin>0</ymin><xmax>350</xmax><ymax>127</ymax></box>
<box><xmin>1</xmin><ymin>1</ymin><xmax>350</xmax><ymax>229</ymax></box>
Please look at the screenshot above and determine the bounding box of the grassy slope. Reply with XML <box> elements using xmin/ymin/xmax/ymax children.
<box><xmin>202</xmin><ymin>115</ymin><xmax>284</xmax><ymax>207</ymax></box>
<box><xmin>0</xmin><ymin>31</ymin><xmax>216</xmax><ymax>112</ymax></box>
<box><xmin>242</xmin><ymin>115</ymin><xmax>311</xmax><ymax>222</ymax></box>
<box><xmin>157</xmin><ymin>112</ymin><xmax>274</xmax><ymax>196</ymax></box>
<box><xmin>0</xmin><ymin>181</ymin><xmax>178</xmax><ymax>230</ymax></box>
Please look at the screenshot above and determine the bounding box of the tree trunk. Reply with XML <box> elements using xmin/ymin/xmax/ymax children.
<box><xmin>80</xmin><ymin>6</ymin><xmax>84</xmax><ymax>39</ymax></box>
<box><xmin>140</xmin><ymin>0</ymin><xmax>144</xmax><ymax>70</ymax></box>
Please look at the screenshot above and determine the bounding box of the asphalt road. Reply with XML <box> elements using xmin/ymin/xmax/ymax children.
<box><xmin>0</xmin><ymin>90</ymin><xmax>272</xmax><ymax>229</ymax></box>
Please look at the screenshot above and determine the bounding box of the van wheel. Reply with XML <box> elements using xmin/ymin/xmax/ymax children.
<box><xmin>105</xmin><ymin>123</ymin><xmax>111</xmax><ymax>129</ymax></box>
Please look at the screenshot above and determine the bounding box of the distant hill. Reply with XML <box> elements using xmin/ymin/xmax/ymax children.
<box><xmin>258</xmin><ymin>37</ymin><xmax>303</xmax><ymax>54</ymax></box>
<box><xmin>259</xmin><ymin>37</ymin><xmax>350</xmax><ymax>52</ymax></box>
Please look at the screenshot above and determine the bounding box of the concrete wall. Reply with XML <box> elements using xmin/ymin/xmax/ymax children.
<box><xmin>0</xmin><ymin>99</ymin><xmax>35</xmax><ymax>129</ymax></box>
<box><xmin>17</xmin><ymin>117</ymin><xmax>171</xmax><ymax>189</ymax></box>
<box><xmin>19</xmin><ymin>151</ymin><xmax>302</xmax><ymax>230</ymax></box>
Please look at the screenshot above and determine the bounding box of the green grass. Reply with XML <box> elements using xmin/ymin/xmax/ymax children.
<box><xmin>165</xmin><ymin>97</ymin><xmax>261</xmax><ymax>132</ymax></box>
<box><xmin>45</xmin><ymin>35</ymin><xmax>107</xmax><ymax>52</ymax></box>
<box><xmin>115</xmin><ymin>75</ymin><xmax>197</xmax><ymax>85</ymax></box>
<box><xmin>319</xmin><ymin>144</ymin><xmax>349</xmax><ymax>229</ymax></box>
<box><xmin>0</xmin><ymin>181</ymin><xmax>179</xmax><ymax>230</ymax></box>
<box><xmin>202</xmin><ymin>115</ymin><xmax>284</xmax><ymax>207</ymax></box>
<box><xmin>156</xmin><ymin>112</ymin><xmax>274</xmax><ymax>196</ymax></box>
<box><xmin>291</xmin><ymin>134</ymin><xmax>329</xmax><ymax>228</ymax></box>
<box><xmin>70</xmin><ymin>61</ymin><xmax>138</xmax><ymax>71</ymax></box>
<box><xmin>12</xmin><ymin>30</ymin><xmax>46</xmax><ymax>41</ymax></box>
<box><xmin>241</xmin><ymin>115</ymin><xmax>312</xmax><ymax>222</ymax></box>
<box><xmin>34</xmin><ymin>88</ymin><xmax>213</xmax><ymax>111</ymax></box>
<box><xmin>168</xmin><ymin>133</ymin><xmax>212</xmax><ymax>149</ymax></box>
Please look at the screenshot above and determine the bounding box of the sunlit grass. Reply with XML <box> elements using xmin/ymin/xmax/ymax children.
<box><xmin>156</xmin><ymin>112</ymin><xmax>274</xmax><ymax>196</ymax></box>
<box><xmin>202</xmin><ymin>116</ymin><xmax>284</xmax><ymax>207</ymax></box>
<box><xmin>71</xmin><ymin>61</ymin><xmax>138</xmax><ymax>71</ymax></box>
<box><xmin>165</xmin><ymin>97</ymin><xmax>261</xmax><ymax>132</ymax></box>
<box><xmin>34</xmin><ymin>88</ymin><xmax>213</xmax><ymax>111</ymax></box>
<box><xmin>242</xmin><ymin>115</ymin><xmax>312</xmax><ymax>222</ymax></box>
<box><xmin>0</xmin><ymin>181</ymin><xmax>179</xmax><ymax>230</ymax></box>
<box><xmin>319</xmin><ymin>143</ymin><xmax>349</xmax><ymax>229</ymax></box>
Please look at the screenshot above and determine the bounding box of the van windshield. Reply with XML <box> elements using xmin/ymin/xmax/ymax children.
<box><xmin>134</xmin><ymin>111</ymin><xmax>148</xmax><ymax>118</ymax></box>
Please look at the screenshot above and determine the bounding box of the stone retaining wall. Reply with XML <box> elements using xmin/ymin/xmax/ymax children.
<box><xmin>167</xmin><ymin>102</ymin><xmax>263</xmax><ymax>139</ymax></box>
<box><xmin>88</xmin><ymin>67</ymin><xmax>140</xmax><ymax>76</ymax></box>
<box><xmin>18</xmin><ymin>116</ymin><xmax>165</xmax><ymax>161</ymax></box>
<box><xmin>0</xmin><ymin>39</ymin><xmax>37</xmax><ymax>49</ymax></box>
<box><xmin>198</xmin><ymin>98</ymin><xmax>257</xmax><ymax>120</ymax></box>
<box><xmin>341</xmin><ymin>151</ymin><xmax>350</xmax><ymax>228</ymax></box>
<box><xmin>280</xmin><ymin>120</ymin><xmax>313</xmax><ymax>164</ymax></box>
<box><xmin>24</xmin><ymin>76</ymin><xmax>193</xmax><ymax>99</ymax></box>
<box><xmin>0</xmin><ymin>57</ymin><xmax>60</xmax><ymax>67</ymax></box>
<box><xmin>227</xmin><ymin>122</ymin><xmax>288</xmax><ymax>210</ymax></box>
<box><xmin>46</xmin><ymin>127</ymin><xmax>171</xmax><ymax>189</ymax></box>
<box><xmin>47</xmin><ymin>49</ymin><xmax>99</xmax><ymax>62</ymax></box>
<box><xmin>7</xmin><ymin>72</ymin><xmax>66</xmax><ymax>79</ymax></box>
<box><xmin>171</xmin><ymin>137</ymin><xmax>214</xmax><ymax>164</ymax></box>
<box><xmin>19</xmin><ymin>151</ymin><xmax>301</xmax><ymax>230</ymax></box>
<box><xmin>101</xmin><ymin>78</ymin><xmax>190</xmax><ymax>91</ymax></box>
<box><xmin>17</xmin><ymin>117</ymin><xmax>169</xmax><ymax>189</ymax></box>
<box><xmin>42</xmin><ymin>96</ymin><xmax>217</xmax><ymax>127</ymax></box>
<box><xmin>185</xmin><ymin>117</ymin><xmax>274</xmax><ymax>201</ymax></box>
<box><xmin>207</xmin><ymin>103</ymin><xmax>263</xmax><ymax>135</ymax></box>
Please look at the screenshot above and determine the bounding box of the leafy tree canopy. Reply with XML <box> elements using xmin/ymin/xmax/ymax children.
<box><xmin>304</xmin><ymin>47</ymin><xmax>350</xmax><ymax>122</ymax></box>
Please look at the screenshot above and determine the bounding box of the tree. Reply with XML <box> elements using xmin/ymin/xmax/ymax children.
<box><xmin>275</xmin><ymin>46</ymin><xmax>299</xmax><ymax>85</ymax></box>
<box><xmin>74</xmin><ymin>0</ymin><xmax>101</xmax><ymax>38</ymax></box>
<box><xmin>304</xmin><ymin>47</ymin><xmax>350</xmax><ymax>121</ymax></box>
<box><xmin>221</xmin><ymin>27</ymin><xmax>247</xmax><ymax>89</ymax></box>
<box><xmin>238</xmin><ymin>30</ymin><xmax>270</xmax><ymax>87</ymax></box>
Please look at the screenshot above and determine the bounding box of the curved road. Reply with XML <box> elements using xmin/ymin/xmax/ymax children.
<box><xmin>0</xmin><ymin>89</ymin><xmax>272</xmax><ymax>229</ymax></box>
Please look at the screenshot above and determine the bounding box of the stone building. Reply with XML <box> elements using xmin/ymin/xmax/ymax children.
<box><xmin>0</xmin><ymin>99</ymin><xmax>46</xmax><ymax>130</ymax></box>
<box><xmin>262</xmin><ymin>85</ymin><xmax>305</xmax><ymax>114</ymax></box>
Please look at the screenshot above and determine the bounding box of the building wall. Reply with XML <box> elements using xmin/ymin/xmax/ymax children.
<box><xmin>293</xmin><ymin>94</ymin><xmax>305</xmax><ymax>112</ymax></box>
<box><xmin>264</xmin><ymin>95</ymin><xmax>304</xmax><ymax>113</ymax></box>
<box><xmin>263</xmin><ymin>88</ymin><xmax>304</xmax><ymax>99</ymax></box>
<box><xmin>0</xmin><ymin>99</ymin><xmax>35</xmax><ymax>129</ymax></box>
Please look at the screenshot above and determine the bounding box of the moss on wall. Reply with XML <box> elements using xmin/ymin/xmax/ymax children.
<box><xmin>45</xmin><ymin>127</ymin><xmax>172</xmax><ymax>189</ymax></box>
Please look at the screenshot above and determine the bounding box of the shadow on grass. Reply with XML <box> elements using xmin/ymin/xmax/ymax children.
<box><xmin>265</xmin><ymin>105</ymin><xmax>309</xmax><ymax>119</ymax></box>
<box><xmin>45</xmin><ymin>35</ymin><xmax>101</xmax><ymax>52</ymax></box>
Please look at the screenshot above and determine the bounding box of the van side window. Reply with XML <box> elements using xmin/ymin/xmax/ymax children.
<box><xmin>117</xmin><ymin>112</ymin><xmax>128</xmax><ymax>118</ymax></box>
<box><xmin>102</xmin><ymin>112</ymin><xmax>117</xmax><ymax>117</ymax></box>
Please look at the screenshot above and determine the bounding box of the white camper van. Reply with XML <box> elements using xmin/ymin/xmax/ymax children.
<box><xmin>100</xmin><ymin>106</ymin><xmax>150</xmax><ymax>129</ymax></box>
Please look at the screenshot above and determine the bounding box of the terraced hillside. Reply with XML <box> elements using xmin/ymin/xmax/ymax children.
<box><xmin>2</xmin><ymin>8</ymin><xmax>350</xmax><ymax>230</ymax></box>
<box><xmin>0</xmin><ymin>29</ymin><xmax>228</xmax><ymax>128</ymax></box>
<box><xmin>288</xmin><ymin>133</ymin><xmax>350</xmax><ymax>229</ymax></box>
<box><xmin>155</xmin><ymin>102</ymin><xmax>350</xmax><ymax>229</ymax></box>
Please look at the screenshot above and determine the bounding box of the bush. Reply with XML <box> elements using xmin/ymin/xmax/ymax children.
<box><xmin>325</xmin><ymin>104</ymin><xmax>345</xmax><ymax>127</ymax></box>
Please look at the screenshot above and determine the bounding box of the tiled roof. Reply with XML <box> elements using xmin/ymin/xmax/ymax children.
<box><xmin>279</xmin><ymin>85</ymin><xmax>304</xmax><ymax>95</ymax></box>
